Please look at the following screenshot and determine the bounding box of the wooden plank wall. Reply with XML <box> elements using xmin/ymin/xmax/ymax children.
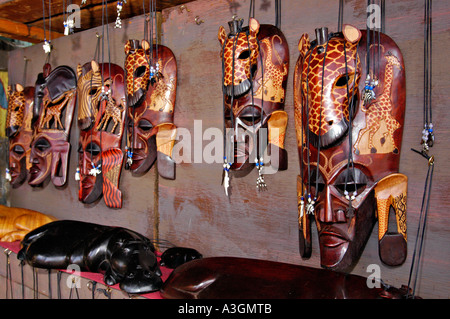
<box><xmin>6</xmin><ymin>0</ymin><xmax>449</xmax><ymax>298</ymax></box>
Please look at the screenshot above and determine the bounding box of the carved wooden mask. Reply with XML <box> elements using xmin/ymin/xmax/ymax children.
<box><xmin>29</xmin><ymin>64</ymin><xmax>77</xmax><ymax>187</ymax></box>
<box><xmin>5</xmin><ymin>84</ymin><xmax>34</xmax><ymax>188</ymax></box>
<box><xmin>124</xmin><ymin>40</ymin><xmax>177</xmax><ymax>180</ymax></box>
<box><xmin>294</xmin><ymin>25</ymin><xmax>407</xmax><ymax>272</ymax></box>
<box><xmin>218</xmin><ymin>18</ymin><xmax>289</xmax><ymax>178</ymax></box>
<box><xmin>76</xmin><ymin>61</ymin><xmax>126</xmax><ymax>208</ymax></box>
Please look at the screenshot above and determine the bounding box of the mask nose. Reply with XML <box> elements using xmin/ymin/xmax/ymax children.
<box><xmin>317</xmin><ymin>187</ymin><xmax>347</xmax><ymax>223</ymax></box>
<box><xmin>132</xmin><ymin>133</ymin><xmax>146</xmax><ymax>150</ymax></box>
<box><xmin>29</xmin><ymin>148</ymin><xmax>39</xmax><ymax>164</ymax></box>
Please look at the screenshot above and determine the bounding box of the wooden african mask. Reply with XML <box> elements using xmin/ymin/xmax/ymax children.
<box><xmin>294</xmin><ymin>25</ymin><xmax>407</xmax><ymax>271</ymax></box>
<box><xmin>5</xmin><ymin>84</ymin><xmax>35</xmax><ymax>188</ymax></box>
<box><xmin>29</xmin><ymin>64</ymin><xmax>77</xmax><ymax>187</ymax></box>
<box><xmin>124</xmin><ymin>40</ymin><xmax>177</xmax><ymax>180</ymax></box>
<box><xmin>218</xmin><ymin>18</ymin><xmax>289</xmax><ymax>191</ymax></box>
<box><xmin>76</xmin><ymin>61</ymin><xmax>126</xmax><ymax>209</ymax></box>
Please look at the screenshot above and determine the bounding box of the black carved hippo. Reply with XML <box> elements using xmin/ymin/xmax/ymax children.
<box><xmin>17</xmin><ymin>220</ymin><xmax>162</xmax><ymax>294</ymax></box>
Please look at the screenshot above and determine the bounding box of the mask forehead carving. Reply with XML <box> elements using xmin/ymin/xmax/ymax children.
<box><xmin>125</xmin><ymin>41</ymin><xmax>177</xmax><ymax>180</ymax></box>
<box><xmin>218</xmin><ymin>18</ymin><xmax>289</xmax><ymax>193</ymax></box>
<box><xmin>77</xmin><ymin>61</ymin><xmax>126</xmax><ymax>208</ymax></box>
<box><xmin>29</xmin><ymin>65</ymin><xmax>77</xmax><ymax>187</ymax></box>
<box><xmin>6</xmin><ymin>84</ymin><xmax>35</xmax><ymax>188</ymax></box>
<box><xmin>124</xmin><ymin>39</ymin><xmax>151</xmax><ymax>108</ymax></box>
<box><xmin>294</xmin><ymin>25</ymin><xmax>407</xmax><ymax>272</ymax></box>
<box><xmin>76</xmin><ymin>61</ymin><xmax>103</xmax><ymax>130</ymax></box>
<box><xmin>219</xmin><ymin>18</ymin><xmax>260</xmax><ymax>97</ymax></box>
<box><xmin>300</xmin><ymin>28</ymin><xmax>361</xmax><ymax>149</ymax></box>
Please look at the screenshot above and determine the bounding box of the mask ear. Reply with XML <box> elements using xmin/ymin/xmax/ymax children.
<box><xmin>374</xmin><ymin>173</ymin><xmax>408</xmax><ymax>266</ymax></box>
<box><xmin>91</xmin><ymin>60</ymin><xmax>100</xmax><ymax>74</ymax></box>
<box><xmin>268</xmin><ymin>110</ymin><xmax>288</xmax><ymax>171</ymax></box>
<box><xmin>342</xmin><ymin>24</ymin><xmax>362</xmax><ymax>44</ymax></box>
<box><xmin>156</xmin><ymin>123</ymin><xmax>177</xmax><ymax>180</ymax></box>
<box><xmin>141</xmin><ymin>40</ymin><xmax>150</xmax><ymax>51</ymax></box>
<box><xmin>218</xmin><ymin>26</ymin><xmax>227</xmax><ymax>46</ymax></box>
<box><xmin>249</xmin><ymin>17</ymin><xmax>260</xmax><ymax>35</ymax></box>
<box><xmin>51</xmin><ymin>143</ymin><xmax>70</xmax><ymax>187</ymax></box>
<box><xmin>124</xmin><ymin>40</ymin><xmax>132</xmax><ymax>55</ymax></box>
<box><xmin>298</xmin><ymin>33</ymin><xmax>310</xmax><ymax>60</ymax></box>
<box><xmin>77</xmin><ymin>64</ymin><xmax>83</xmax><ymax>78</ymax></box>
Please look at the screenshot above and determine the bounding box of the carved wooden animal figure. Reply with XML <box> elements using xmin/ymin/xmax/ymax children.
<box><xmin>18</xmin><ymin>220</ymin><xmax>162</xmax><ymax>294</ymax></box>
<box><xmin>96</xmin><ymin>90</ymin><xmax>125</xmax><ymax>135</ymax></box>
<box><xmin>254</xmin><ymin>36</ymin><xmax>288</xmax><ymax>103</ymax></box>
<box><xmin>41</xmin><ymin>92</ymin><xmax>73</xmax><ymax>130</ymax></box>
<box><xmin>148</xmin><ymin>65</ymin><xmax>176</xmax><ymax>113</ymax></box>
<box><xmin>354</xmin><ymin>53</ymin><xmax>402</xmax><ymax>154</ymax></box>
<box><xmin>0</xmin><ymin>205</ymin><xmax>56</xmax><ymax>242</ymax></box>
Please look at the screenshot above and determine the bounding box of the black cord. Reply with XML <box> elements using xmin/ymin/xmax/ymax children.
<box><xmin>338</xmin><ymin>0</ymin><xmax>344</xmax><ymax>32</ymax></box>
<box><xmin>407</xmin><ymin>150</ymin><xmax>435</xmax><ymax>298</ymax></box>
<box><xmin>314</xmin><ymin>40</ymin><xmax>330</xmax><ymax>201</ymax></box>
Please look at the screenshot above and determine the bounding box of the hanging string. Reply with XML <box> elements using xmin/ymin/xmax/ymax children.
<box><xmin>338</xmin><ymin>0</ymin><xmax>344</xmax><ymax>32</ymax></box>
<box><xmin>221</xmin><ymin>33</ymin><xmax>232</xmax><ymax>195</ymax></box>
<box><xmin>313</xmin><ymin>39</ymin><xmax>330</xmax><ymax>208</ymax></box>
<box><xmin>4</xmin><ymin>249</ymin><xmax>13</xmax><ymax>299</ymax></box>
<box><xmin>275</xmin><ymin>0</ymin><xmax>281</xmax><ymax>29</ymax></box>
<box><xmin>407</xmin><ymin>150</ymin><xmax>434</xmax><ymax>298</ymax></box>
<box><xmin>20</xmin><ymin>260</ymin><xmax>25</xmax><ymax>299</ymax></box>
<box><xmin>256</xmin><ymin>35</ymin><xmax>266</xmax><ymax>191</ymax></box>
<box><xmin>421</xmin><ymin>0</ymin><xmax>434</xmax><ymax>151</ymax></box>
<box><xmin>48</xmin><ymin>269</ymin><xmax>52</xmax><ymax>299</ymax></box>
<box><xmin>42</xmin><ymin>0</ymin><xmax>52</xmax><ymax>54</ymax></box>
<box><xmin>343</xmin><ymin>40</ymin><xmax>360</xmax><ymax>216</ymax></box>
<box><xmin>300</xmin><ymin>46</ymin><xmax>314</xmax><ymax>217</ymax></box>
<box><xmin>407</xmin><ymin>0</ymin><xmax>435</xmax><ymax>299</ymax></box>
<box><xmin>32</xmin><ymin>267</ymin><xmax>38</xmax><ymax>299</ymax></box>
<box><xmin>248</xmin><ymin>0</ymin><xmax>255</xmax><ymax>21</ymax></box>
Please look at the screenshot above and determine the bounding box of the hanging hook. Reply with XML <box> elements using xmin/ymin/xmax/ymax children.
<box><xmin>179</xmin><ymin>5</ymin><xmax>190</xmax><ymax>13</ymax></box>
<box><xmin>195</xmin><ymin>16</ymin><xmax>204</xmax><ymax>25</ymax></box>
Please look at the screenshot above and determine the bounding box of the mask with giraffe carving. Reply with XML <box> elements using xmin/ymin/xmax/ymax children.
<box><xmin>5</xmin><ymin>84</ymin><xmax>35</xmax><ymax>188</ymax></box>
<box><xmin>29</xmin><ymin>64</ymin><xmax>77</xmax><ymax>188</ymax></box>
<box><xmin>294</xmin><ymin>24</ymin><xmax>407</xmax><ymax>272</ymax></box>
<box><xmin>124</xmin><ymin>39</ymin><xmax>177</xmax><ymax>180</ymax></box>
<box><xmin>76</xmin><ymin>60</ymin><xmax>126</xmax><ymax>209</ymax></box>
<box><xmin>218</xmin><ymin>17</ymin><xmax>289</xmax><ymax>192</ymax></box>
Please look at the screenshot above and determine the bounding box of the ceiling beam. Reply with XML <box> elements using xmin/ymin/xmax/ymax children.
<box><xmin>0</xmin><ymin>17</ymin><xmax>64</xmax><ymax>44</ymax></box>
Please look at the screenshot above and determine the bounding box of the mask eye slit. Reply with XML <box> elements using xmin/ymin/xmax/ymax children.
<box><xmin>238</xmin><ymin>49</ymin><xmax>250</xmax><ymax>60</ymax></box>
<box><xmin>134</xmin><ymin>66</ymin><xmax>147</xmax><ymax>78</ymax></box>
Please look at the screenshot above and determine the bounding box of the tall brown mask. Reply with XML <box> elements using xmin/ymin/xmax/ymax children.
<box><xmin>76</xmin><ymin>61</ymin><xmax>126</xmax><ymax>208</ymax></box>
<box><xmin>5</xmin><ymin>84</ymin><xmax>34</xmax><ymax>188</ymax></box>
<box><xmin>218</xmin><ymin>18</ymin><xmax>289</xmax><ymax>188</ymax></box>
<box><xmin>294</xmin><ymin>25</ymin><xmax>407</xmax><ymax>272</ymax></box>
<box><xmin>29</xmin><ymin>64</ymin><xmax>77</xmax><ymax>187</ymax></box>
<box><xmin>124</xmin><ymin>40</ymin><xmax>177</xmax><ymax>180</ymax></box>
